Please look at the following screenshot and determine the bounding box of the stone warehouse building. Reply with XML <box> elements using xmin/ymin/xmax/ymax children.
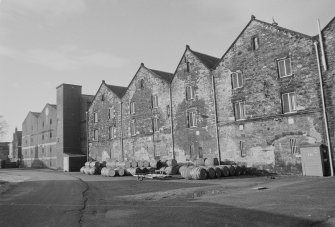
<box><xmin>87</xmin><ymin>15</ymin><xmax>335</xmax><ymax>175</ymax></box>
<box><xmin>22</xmin><ymin>84</ymin><xmax>93</xmax><ymax>170</ymax></box>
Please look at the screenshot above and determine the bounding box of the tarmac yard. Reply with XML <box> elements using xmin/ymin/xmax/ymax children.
<box><xmin>0</xmin><ymin>169</ymin><xmax>335</xmax><ymax>227</ymax></box>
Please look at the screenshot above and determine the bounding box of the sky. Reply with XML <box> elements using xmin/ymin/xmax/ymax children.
<box><xmin>0</xmin><ymin>0</ymin><xmax>335</xmax><ymax>142</ymax></box>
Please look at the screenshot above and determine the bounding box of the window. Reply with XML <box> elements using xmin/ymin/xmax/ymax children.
<box><xmin>282</xmin><ymin>92</ymin><xmax>296</xmax><ymax>114</ymax></box>
<box><xmin>252</xmin><ymin>36</ymin><xmax>259</xmax><ymax>50</ymax></box>
<box><xmin>130</xmin><ymin>120</ymin><xmax>136</xmax><ymax>136</ymax></box>
<box><xmin>240</xmin><ymin>141</ymin><xmax>246</xmax><ymax>157</ymax></box>
<box><xmin>50</xmin><ymin>131</ymin><xmax>52</xmax><ymax>138</ymax></box>
<box><xmin>108</xmin><ymin>108</ymin><xmax>112</xmax><ymax>119</ymax></box>
<box><xmin>186</xmin><ymin>86</ymin><xmax>195</xmax><ymax>100</ymax></box>
<box><xmin>94</xmin><ymin>112</ymin><xmax>98</xmax><ymax>123</ymax></box>
<box><xmin>166</xmin><ymin>105</ymin><xmax>171</xmax><ymax>117</ymax></box>
<box><xmin>101</xmin><ymin>94</ymin><xmax>105</xmax><ymax>101</ymax></box>
<box><xmin>140</xmin><ymin>79</ymin><xmax>144</xmax><ymax>89</ymax></box>
<box><xmin>153</xmin><ymin>118</ymin><xmax>159</xmax><ymax>132</ymax></box>
<box><xmin>234</xmin><ymin>101</ymin><xmax>246</xmax><ymax>120</ymax></box>
<box><xmin>289</xmin><ymin>138</ymin><xmax>299</xmax><ymax>154</ymax></box>
<box><xmin>42</xmin><ymin>122</ymin><xmax>44</xmax><ymax>128</ymax></box>
<box><xmin>50</xmin><ymin>119</ymin><xmax>52</xmax><ymax>125</ymax></box>
<box><xmin>130</xmin><ymin>102</ymin><xmax>135</xmax><ymax>114</ymax></box>
<box><xmin>42</xmin><ymin>134</ymin><xmax>44</xmax><ymax>140</ymax></box>
<box><xmin>277</xmin><ymin>57</ymin><xmax>292</xmax><ymax>78</ymax></box>
<box><xmin>231</xmin><ymin>72</ymin><xmax>243</xmax><ymax>89</ymax></box>
<box><xmin>152</xmin><ymin>95</ymin><xmax>158</xmax><ymax>108</ymax></box>
<box><xmin>93</xmin><ymin>129</ymin><xmax>98</xmax><ymax>141</ymax></box>
<box><xmin>109</xmin><ymin>126</ymin><xmax>116</xmax><ymax>139</ymax></box>
<box><xmin>187</xmin><ymin>111</ymin><xmax>197</xmax><ymax>128</ymax></box>
<box><xmin>185</xmin><ymin>57</ymin><xmax>190</xmax><ymax>72</ymax></box>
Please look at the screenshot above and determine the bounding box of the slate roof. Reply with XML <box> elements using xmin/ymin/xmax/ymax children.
<box><xmin>31</xmin><ymin>112</ymin><xmax>41</xmax><ymax>118</ymax></box>
<box><xmin>105</xmin><ymin>84</ymin><xmax>127</xmax><ymax>98</ymax></box>
<box><xmin>189</xmin><ymin>48</ymin><xmax>220</xmax><ymax>69</ymax></box>
<box><xmin>148</xmin><ymin>68</ymin><xmax>174</xmax><ymax>83</ymax></box>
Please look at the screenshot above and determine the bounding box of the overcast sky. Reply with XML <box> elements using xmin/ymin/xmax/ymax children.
<box><xmin>0</xmin><ymin>0</ymin><xmax>334</xmax><ymax>142</ymax></box>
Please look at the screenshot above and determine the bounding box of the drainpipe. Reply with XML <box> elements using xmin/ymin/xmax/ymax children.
<box><xmin>314</xmin><ymin>41</ymin><xmax>334</xmax><ymax>176</ymax></box>
<box><xmin>211</xmin><ymin>73</ymin><xmax>221</xmax><ymax>163</ymax></box>
<box><xmin>317</xmin><ymin>19</ymin><xmax>327</xmax><ymax>71</ymax></box>
<box><xmin>169</xmin><ymin>86</ymin><xmax>175</xmax><ymax>160</ymax></box>
<box><xmin>120</xmin><ymin>102</ymin><xmax>124</xmax><ymax>161</ymax></box>
<box><xmin>85</xmin><ymin>111</ymin><xmax>89</xmax><ymax>162</ymax></box>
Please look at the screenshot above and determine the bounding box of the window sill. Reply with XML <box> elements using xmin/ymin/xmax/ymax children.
<box><xmin>279</xmin><ymin>74</ymin><xmax>294</xmax><ymax>79</ymax></box>
<box><xmin>232</xmin><ymin>86</ymin><xmax>243</xmax><ymax>90</ymax></box>
<box><xmin>235</xmin><ymin>118</ymin><xmax>246</xmax><ymax>122</ymax></box>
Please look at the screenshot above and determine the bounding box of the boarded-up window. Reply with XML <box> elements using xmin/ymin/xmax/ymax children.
<box><xmin>153</xmin><ymin>118</ymin><xmax>159</xmax><ymax>132</ymax></box>
<box><xmin>277</xmin><ymin>57</ymin><xmax>292</xmax><ymax>78</ymax></box>
<box><xmin>130</xmin><ymin>120</ymin><xmax>136</xmax><ymax>136</ymax></box>
<box><xmin>282</xmin><ymin>92</ymin><xmax>296</xmax><ymax>113</ymax></box>
<box><xmin>130</xmin><ymin>102</ymin><xmax>135</xmax><ymax>114</ymax></box>
<box><xmin>234</xmin><ymin>101</ymin><xmax>246</xmax><ymax>120</ymax></box>
<box><xmin>166</xmin><ymin>105</ymin><xmax>170</xmax><ymax>117</ymax></box>
<box><xmin>109</xmin><ymin>126</ymin><xmax>116</xmax><ymax>139</ymax></box>
<box><xmin>94</xmin><ymin>112</ymin><xmax>98</xmax><ymax>123</ymax></box>
<box><xmin>152</xmin><ymin>95</ymin><xmax>158</xmax><ymax>108</ymax></box>
<box><xmin>231</xmin><ymin>72</ymin><xmax>243</xmax><ymax>89</ymax></box>
<box><xmin>187</xmin><ymin>111</ymin><xmax>197</xmax><ymax>128</ymax></box>
<box><xmin>94</xmin><ymin>129</ymin><xmax>98</xmax><ymax>141</ymax></box>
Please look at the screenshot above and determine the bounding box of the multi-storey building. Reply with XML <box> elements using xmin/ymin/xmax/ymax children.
<box><xmin>8</xmin><ymin>128</ymin><xmax>22</xmax><ymax>162</ymax></box>
<box><xmin>21</xmin><ymin>84</ymin><xmax>93</xmax><ymax>171</ymax></box>
<box><xmin>88</xmin><ymin>80</ymin><xmax>126</xmax><ymax>161</ymax></box>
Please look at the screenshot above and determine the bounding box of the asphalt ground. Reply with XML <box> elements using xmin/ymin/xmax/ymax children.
<box><xmin>0</xmin><ymin>169</ymin><xmax>335</xmax><ymax>227</ymax></box>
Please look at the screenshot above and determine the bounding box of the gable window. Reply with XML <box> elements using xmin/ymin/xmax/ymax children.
<box><xmin>282</xmin><ymin>92</ymin><xmax>296</xmax><ymax>114</ymax></box>
<box><xmin>252</xmin><ymin>36</ymin><xmax>259</xmax><ymax>50</ymax></box>
<box><xmin>277</xmin><ymin>57</ymin><xmax>292</xmax><ymax>78</ymax></box>
<box><xmin>94</xmin><ymin>112</ymin><xmax>98</xmax><ymax>123</ymax></box>
<box><xmin>130</xmin><ymin>119</ymin><xmax>136</xmax><ymax>136</ymax></box>
<box><xmin>50</xmin><ymin>131</ymin><xmax>52</xmax><ymax>138</ymax></box>
<box><xmin>152</xmin><ymin>95</ymin><xmax>158</xmax><ymax>108</ymax></box>
<box><xmin>187</xmin><ymin>111</ymin><xmax>197</xmax><ymax>128</ymax></box>
<box><xmin>93</xmin><ymin>129</ymin><xmax>98</xmax><ymax>141</ymax></box>
<box><xmin>231</xmin><ymin>72</ymin><xmax>243</xmax><ymax>89</ymax></box>
<box><xmin>153</xmin><ymin>118</ymin><xmax>159</xmax><ymax>132</ymax></box>
<box><xmin>130</xmin><ymin>102</ymin><xmax>135</xmax><ymax>114</ymax></box>
<box><xmin>140</xmin><ymin>79</ymin><xmax>144</xmax><ymax>89</ymax></box>
<box><xmin>185</xmin><ymin>57</ymin><xmax>190</xmax><ymax>73</ymax></box>
<box><xmin>109</xmin><ymin>126</ymin><xmax>116</xmax><ymax>139</ymax></box>
<box><xmin>186</xmin><ymin>85</ymin><xmax>195</xmax><ymax>100</ymax></box>
<box><xmin>50</xmin><ymin>119</ymin><xmax>52</xmax><ymax>125</ymax></box>
<box><xmin>101</xmin><ymin>94</ymin><xmax>105</xmax><ymax>101</ymax></box>
<box><xmin>234</xmin><ymin>101</ymin><xmax>246</xmax><ymax>121</ymax></box>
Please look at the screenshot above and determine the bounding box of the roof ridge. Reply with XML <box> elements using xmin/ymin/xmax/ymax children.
<box><xmin>188</xmin><ymin>47</ymin><xmax>220</xmax><ymax>69</ymax></box>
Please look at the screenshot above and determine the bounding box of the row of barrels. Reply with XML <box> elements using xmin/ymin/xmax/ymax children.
<box><xmin>179</xmin><ymin>165</ymin><xmax>247</xmax><ymax>180</ymax></box>
<box><xmin>84</xmin><ymin>159</ymin><xmax>177</xmax><ymax>170</ymax></box>
<box><xmin>80</xmin><ymin>166</ymin><xmax>100</xmax><ymax>175</ymax></box>
<box><xmin>101</xmin><ymin>167</ymin><xmax>157</xmax><ymax>177</ymax></box>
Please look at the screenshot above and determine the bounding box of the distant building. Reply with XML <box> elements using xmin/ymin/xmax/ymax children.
<box><xmin>0</xmin><ymin>142</ymin><xmax>10</xmax><ymax>161</ymax></box>
<box><xmin>8</xmin><ymin>128</ymin><xmax>22</xmax><ymax>161</ymax></box>
<box><xmin>21</xmin><ymin>84</ymin><xmax>93</xmax><ymax>171</ymax></box>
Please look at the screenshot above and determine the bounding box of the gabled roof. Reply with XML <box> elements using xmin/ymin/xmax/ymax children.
<box><xmin>321</xmin><ymin>16</ymin><xmax>335</xmax><ymax>32</ymax></box>
<box><xmin>31</xmin><ymin>112</ymin><xmax>40</xmax><ymax>118</ymax></box>
<box><xmin>214</xmin><ymin>15</ymin><xmax>314</xmax><ymax>69</ymax></box>
<box><xmin>146</xmin><ymin>67</ymin><xmax>174</xmax><ymax>83</ymax></box>
<box><xmin>105</xmin><ymin>84</ymin><xmax>127</xmax><ymax>98</ymax></box>
<box><xmin>188</xmin><ymin>47</ymin><xmax>220</xmax><ymax>69</ymax></box>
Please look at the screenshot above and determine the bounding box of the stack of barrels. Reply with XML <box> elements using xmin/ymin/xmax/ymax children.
<box><xmin>80</xmin><ymin>161</ymin><xmax>101</xmax><ymax>175</ymax></box>
<box><xmin>178</xmin><ymin>157</ymin><xmax>248</xmax><ymax>180</ymax></box>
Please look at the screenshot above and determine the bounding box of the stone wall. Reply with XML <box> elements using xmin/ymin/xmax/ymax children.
<box><xmin>213</xmin><ymin>18</ymin><xmax>325</xmax><ymax>174</ymax></box>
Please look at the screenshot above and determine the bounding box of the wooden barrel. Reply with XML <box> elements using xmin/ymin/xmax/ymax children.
<box><xmin>115</xmin><ymin>167</ymin><xmax>125</xmax><ymax>176</ymax></box>
<box><xmin>241</xmin><ymin>165</ymin><xmax>247</xmax><ymax>175</ymax></box>
<box><xmin>140</xmin><ymin>167</ymin><xmax>148</xmax><ymax>173</ymax></box>
<box><xmin>143</xmin><ymin>160</ymin><xmax>149</xmax><ymax>168</ymax></box>
<box><xmin>124</xmin><ymin>161</ymin><xmax>131</xmax><ymax>168</ymax></box>
<box><xmin>213</xmin><ymin>166</ymin><xmax>222</xmax><ymax>178</ymax></box>
<box><xmin>126</xmin><ymin>167</ymin><xmax>141</xmax><ymax>176</ymax></box>
<box><xmin>137</xmin><ymin>160</ymin><xmax>144</xmax><ymax>168</ymax></box>
<box><xmin>117</xmin><ymin>162</ymin><xmax>126</xmax><ymax>168</ymax></box>
<box><xmin>89</xmin><ymin>161</ymin><xmax>100</xmax><ymax>168</ymax></box>
<box><xmin>181</xmin><ymin>167</ymin><xmax>194</xmax><ymax>180</ymax></box>
<box><xmin>190</xmin><ymin>167</ymin><xmax>207</xmax><ymax>180</ymax></box>
<box><xmin>100</xmin><ymin>161</ymin><xmax>107</xmax><ymax>168</ymax></box>
<box><xmin>84</xmin><ymin>162</ymin><xmax>90</xmax><ymax>167</ymax></box>
<box><xmin>159</xmin><ymin>166</ymin><xmax>166</xmax><ymax>174</ymax></box>
<box><xmin>205</xmin><ymin>166</ymin><xmax>216</xmax><ymax>179</ymax></box>
<box><xmin>166</xmin><ymin>159</ymin><xmax>177</xmax><ymax>167</ymax></box>
<box><xmin>229</xmin><ymin>165</ymin><xmax>235</xmax><ymax>176</ymax></box>
<box><xmin>101</xmin><ymin>167</ymin><xmax>107</xmax><ymax>176</ymax></box>
<box><xmin>106</xmin><ymin>168</ymin><xmax>116</xmax><ymax>177</ymax></box>
<box><xmin>194</xmin><ymin>158</ymin><xmax>205</xmax><ymax>166</ymax></box>
<box><xmin>178</xmin><ymin>165</ymin><xmax>188</xmax><ymax>175</ymax></box>
<box><xmin>131</xmin><ymin>161</ymin><xmax>138</xmax><ymax>168</ymax></box>
<box><xmin>80</xmin><ymin>166</ymin><xmax>85</xmax><ymax>173</ymax></box>
<box><xmin>147</xmin><ymin>167</ymin><xmax>155</xmax><ymax>174</ymax></box>
<box><xmin>218</xmin><ymin>165</ymin><xmax>230</xmax><ymax>177</ymax></box>
<box><xmin>233</xmin><ymin>165</ymin><xmax>242</xmax><ymax>176</ymax></box>
<box><xmin>205</xmin><ymin>157</ymin><xmax>219</xmax><ymax>166</ymax></box>
<box><xmin>164</xmin><ymin>166</ymin><xmax>178</xmax><ymax>175</ymax></box>
<box><xmin>83</xmin><ymin>167</ymin><xmax>90</xmax><ymax>174</ymax></box>
<box><xmin>106</xmin><ymin>161</ymin><xmax>116</xmax><ymax>168</ymax></box>
<box><xmin>88</xmin><ymin>167</ymin><xmax>95</xmax><ymax>175</ymax></box>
